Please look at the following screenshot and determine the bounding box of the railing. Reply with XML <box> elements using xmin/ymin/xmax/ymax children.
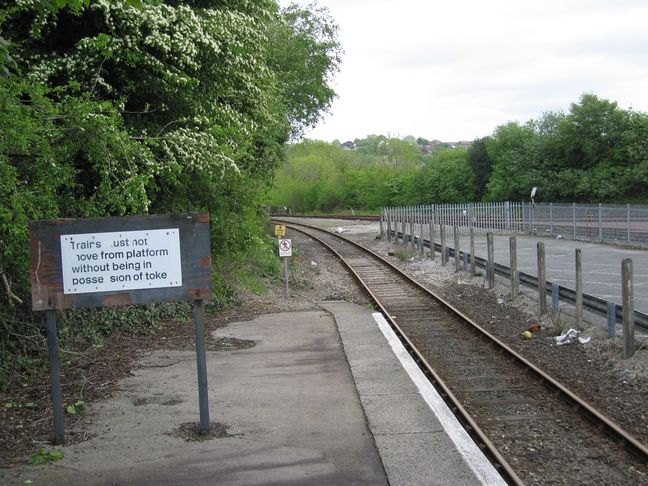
<box><xmin>384</xmin><ymin>202</ymin><xmax>648</xmax><ymax>245</ymax></box>
<box><xmin>530</xmin><ymin>203</ymin><xmax>648</xmax><ymax>244</ymax></box>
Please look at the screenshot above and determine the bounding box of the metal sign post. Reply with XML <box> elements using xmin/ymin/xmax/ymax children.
<box><xmin>45</xmin><ymin>310</ymin><xmax>65</xmax><ymax>444</ymax></box>
<box><xmin>279</xmin><ymin>238</ymin><xmax>292</xmax><ymax>300</ymax></box>
<box><xmin>193</xmin><ymin>299</ymin><xmax>210</xmax><ymax>433</ymax></box>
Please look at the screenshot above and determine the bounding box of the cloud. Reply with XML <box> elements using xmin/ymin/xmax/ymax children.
<box><xmin>287</xmin><ymin>0</ymin><xmax>648</xmax><ymax>141</ymax></box>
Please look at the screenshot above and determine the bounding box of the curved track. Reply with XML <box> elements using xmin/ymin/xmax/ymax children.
<box><xmin>275</xmin><ymin>219</ymin><xmax>648</xmax><ymax>485</ymax></box>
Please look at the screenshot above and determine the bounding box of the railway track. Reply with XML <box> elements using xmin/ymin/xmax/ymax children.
<box><xmin>274</xmin><ymin>219</ymin><xmax>648</xmax><ymax>485</ymax></box>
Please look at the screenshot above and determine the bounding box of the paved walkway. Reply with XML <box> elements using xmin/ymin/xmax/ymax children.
<box><xmin>2</xmin><ymin>303</ymin><xmax>503</xmax><ymax>486</ymax></box>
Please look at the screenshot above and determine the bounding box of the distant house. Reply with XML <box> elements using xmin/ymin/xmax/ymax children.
<box><xmin>341</xmin><ymin>141</ymin><xmax>356</xmax><ymax>150</ymax></box>
<box><xmin>455</xmin><ymin>141</ymin><xmax>473</xmax><ymax>148</ymax></box>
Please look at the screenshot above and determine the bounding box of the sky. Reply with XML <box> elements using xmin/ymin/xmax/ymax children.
<box><xmin>282</xmin><ymin>0</ymin><xmax>648</xmax><ymax>143</ymax></box>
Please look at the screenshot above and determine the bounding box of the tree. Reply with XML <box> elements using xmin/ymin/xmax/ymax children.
<box><xmin>0</xmin><ymin>0</ymin><xmax>343</xmax><ymax>380</ymax></box>
<box><xmin>484</xmin><ymin>122</ymin><xmax>538</xmax><ymax>201</ymax></box>
<box><xmin>467</xmin><ymin>137</ymin><xmax>492</xmax><ymax>200</ymax></box>
<box><xmin>267</xmin><ymin>2</ymin><xmax>342</xmax><ymax>139</ymax></box>
<box><xmin>414</xmin><ymin>148</ymin><xmax>476</xmax><ymax>203</ymax></box>
<box><xmin>558</xmin><ymin>94</ymin><xmax>628</xmax><ymax>169</ymax></box>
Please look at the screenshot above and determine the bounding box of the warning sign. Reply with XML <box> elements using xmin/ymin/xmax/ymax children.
<box><xmin>279</xmin><ymin>239</ymin><xmax>292</xmax><ymax>257</ymax></box>
<box><xmin>60</xmin><ymin>228</ymin><xmax>182</xmax><ymax>294</ymax></box>
<box><xmin>275</xmin><ymin>224</ymin><xmax>286</xmax><ymax>237</ymax></box>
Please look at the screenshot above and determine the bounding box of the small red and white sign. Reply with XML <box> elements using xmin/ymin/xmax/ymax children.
<box><xmin>279</xmin><ymin>239</ymin><xmax>292</xmax><ymax>257</ymax></box>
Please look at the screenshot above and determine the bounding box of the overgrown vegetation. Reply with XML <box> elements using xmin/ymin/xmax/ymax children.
<box><xmin>0</xmin><ymin>0</ymin><xmax>341</xmax><ymax>387</ymax></box>
<box><xmin>269</xmin><ymin>94</ymin><xmax>648</xmax><ymax>212</ymax></box>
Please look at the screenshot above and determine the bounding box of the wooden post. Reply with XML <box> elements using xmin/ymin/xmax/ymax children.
<box><xmin>453</xmin><ymin>226</ymin><xmax>460</xmax><ymax>272</ymax></box>
<box><xmin>487</xmin><ymin>232</ymin><xmax>494</xmax><ymax>289</ymax></box>
<box><xmin>387</xmin><ymin>208</ymin><xmax>392</xmax><ymax>242</ymax></box>
<box><xmin>622</xmin><ymin>258</ymin><xmax>634</xmax><ymax>359</ymax></box>
<box><xmin>538</xmin><ymin>242</ymin><xmax>546</xmax><ymax>314</ymax></box>
<box><xmin>429</xmin><ymin>210</ymin><xmax>435</xmax><ymax>261</ymax></box>
<box><xmin>469</xmin><ymin>227</ymin><xmax>475</xmax><ymax>277</ymax></box>
<box><xmin>401</xmin><ymin>216</ymin><xmax>406</xmax><ymax>246</ymax></box>
<box><xmin>409</xmin><ymin>214</ymin><xmax>415</xmax><ymax>249</ymax></box>
<box><xmin>510</xmin><ymin>236</ymin><xmax>518</xmax><ymax>299</ymax></box>
<box><xmin>419</xmin><ymin>221</ymin><xmax>425</xmax><ymax>255</ymax></box>
<box><xmin>575</xmin><ymin>248</ymin><xmax>583</xmax><ymax>330</ymax></box>
<box><xmin>440</xmin><ymin>225</ymin><xmax>447</xmax><ymax>266</ymax></box>
<box><xmin>379</xmin><ymin>208</ymin><xmax>384</xmax><ymax>238</ymax></box>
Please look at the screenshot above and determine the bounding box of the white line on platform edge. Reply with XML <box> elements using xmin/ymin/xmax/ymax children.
<box><xmin>372</xmin><ymin>312</ymin><xmax>506</xmax><ymax>486</ymax></box>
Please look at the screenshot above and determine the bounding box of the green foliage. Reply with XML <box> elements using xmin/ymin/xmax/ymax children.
<box><xmin>413</xmin><ymin>148</ymin><xmax>476</xmax><ymax>203</ymax></box>
<box><xmin>210</xmin><ymin>237</ymin><xmax>283</xmax><ymax>299</ymax></box>
<box><xmin>0</xmin><ymin>0</ymin><xmax>341</xmax><ymax>381</ymax></box>
<box><xmin>468</xmin><ymin>137</ymin><xmax>492</xmax><ymax>200</ymax></box>
<box><xmin>269</xmin><ymin>137</ymin><xmax>475</xmax><ymax>212</ymax></box>
<box><xmin>28</xmin><ymin>448</ymin><xmax>64</xmax><ymax>465</ymax></box>
<box><xmin>267</xmin><ymin>3</ymin><xmax>342</xmax><ymax>138</ymax></box>
<box><xmin>66</xmin><ymin>400</ymin><xmax>85</xmax><ymax>414</ymax></box>
<box><xmin>270</xmin><ymin>94</ymin><xmax>648</xmax><ymax>214</ymax></box>
<box><xmin>484</xmin><ymin>94</ymin><xmax>648</xmax><ymax>203</ymax></box>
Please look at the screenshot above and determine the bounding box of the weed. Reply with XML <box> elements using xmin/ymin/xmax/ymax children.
<box><xmin>28</xmin><ymin>448</ymin><xmax>64</xmax><ymax>466</ymax></box>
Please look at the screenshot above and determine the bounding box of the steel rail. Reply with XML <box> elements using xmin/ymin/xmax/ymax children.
<box><xmin>275</xmin><ymin>219</ymin><xmax>648</xmax><ymax>472</ymax></box>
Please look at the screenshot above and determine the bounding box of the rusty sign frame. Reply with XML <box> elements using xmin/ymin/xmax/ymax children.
<box><xmin>29</xmin><ymin>213</ymin><xmax>212</xmax><ymax>311</ymax></box>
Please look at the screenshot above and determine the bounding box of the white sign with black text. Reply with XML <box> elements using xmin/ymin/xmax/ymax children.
<box><xmin>60</xmin><ymin>228</ymin><xmax>182</xmax><ymax>294</ymax></box>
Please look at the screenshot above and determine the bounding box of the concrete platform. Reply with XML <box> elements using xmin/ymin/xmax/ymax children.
<box><xmin>2</xmin><ymin>303</ymin><xmax>504</xmax><ymax>485</ymax></box>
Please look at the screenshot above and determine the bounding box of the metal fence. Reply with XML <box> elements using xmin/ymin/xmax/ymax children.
<box><xmin>384</xmin><ymin>202</ymin><xmax>648</xmax><ymax>245</ymax></box>
<box><xmin>530</xmin><ymin>203</ymin><xmax>648</xmax><ymax>244</ymax></box>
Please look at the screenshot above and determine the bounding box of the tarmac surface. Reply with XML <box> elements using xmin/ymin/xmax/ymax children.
<box><xmin>2</xmin><ymin>303</ymin><xmax>504</xmax><ymax>486</ymax></box>
<box><xmin>454</xmin><ymin>233</ymin><xmax>648</xmax><ymax>315</ymax></box>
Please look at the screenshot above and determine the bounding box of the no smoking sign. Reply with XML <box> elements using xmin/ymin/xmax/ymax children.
<box><xmin>278</xmin><ymin>239</ymin><xmax>292</xmax><ymax>257</ymax></box>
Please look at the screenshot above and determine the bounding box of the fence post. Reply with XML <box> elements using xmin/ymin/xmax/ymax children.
<box><xmin>409</xmin><ymin>212</ymin><xmax>415</xmax><ymax>249</ymax></box>
<box><xmin>627</xmin><ymin>204</ymin><xmax>631</xmax><ymax>242</ymax></box>
<box><xmin>510</xmin><ymin>236</ymin><xmax>518</xmax><ymax>299</ymax></box>
<box><xmin>506</xmin><ymin>201</ymin><xmax>511</xmax><ymax>232</ymax></box>
<box><xmin>549</xmin><ymin>202</ymin><xmax>553</xmax><ymax>237</ymax></box>
<box><xmin>598</xmin><ymin>203</ymin><xmax>603</xmax><ymax>241</ymax></box>
<box><xmin>572</xmin><ymin>203</ymin><xmax>577</xmax><ymax>239</ymax></box>
<box><xmin>575</xmin><ymin>248</ymin><xmax>583</xmax><ymax>330</ymax></box>
<box><xmin>469</xmin><ymin>228</ymin><xmax>475</xmax><ymax>277</ymax></box>
<box><xmin>429</xmin><ymin>208</ymin><xmax>435</xmax><ymax>260</ymax></box>
<box><xmin>622</xmin><ymin>258</ymin><xmax>634</xmax><ymax>359</ymax></box>
<box><xmin>401</xmin><ymin>214</ymin><xmax>406</xmax><ymax>246</ymax></box>
<box><xmin>487</xmin><ymin>232</ymin><xmax>494</xmax><ymax>289</ymax></box>
<box><xmin>440</xmin><ymin>225</ymin><xmax>447</xmax><ymax>266</ymax></box>
<box><xmin>419</xmin><ymin>220</ymin><xmax>425</xmax><ymax>255</ymax></box>
<box><xmin>387</xmin><ymin>207</ymin><xmax>392</xmax><ymax>242</ymax></box>
<box><xmin>379</xmin><ymin>207</ymin><xmax>384</xmax><ymax>238</ymax></box>
<box><xmin>454</xmin><ymin>226</ymin><xmax>460</xmax><ymax>272</ymax></box>
<box><xmin>538</xmin><ymin>242</ymin><xmax>546</xmax><ymax>315</ymax></box>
